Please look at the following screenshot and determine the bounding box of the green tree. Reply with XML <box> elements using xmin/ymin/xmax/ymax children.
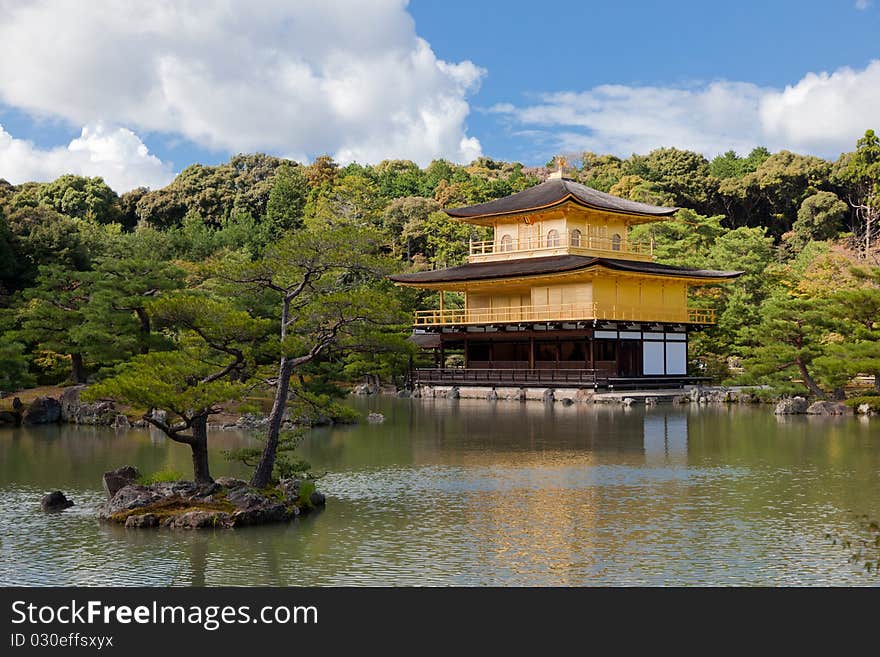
<box><xmin>787</xmin><ymin>191</ymin><xmax>848</xmax><ymax>252</ymax></box>
<box><xmin>0</xmin><ymin>339</ymin><xmax>34</xmax><ymax>391</ymax></box>
<box><xmin>626</xmin><ymin>147</ymin><xmax>711</xmax><ymax>210</ymax></box>
<box><xmin>382</xmin><ymin>196</ymin><xmax>440</xmax><ymax>259</ymax></box>
<box><xmin>834</xmin><ymin>129</ymin><xmax>880</xmax><ymax>259</ymax></box>
<box><xmin>37</xmin><ymin>175</ymin><xmax>120</xmax><ymax>224</ymax></box>
<box><xmin>5</xmin><ymin>206</ymin><xmax>89</xmax><ymax>285</ymax></box>
<box><xmin>742</xmin><ymin>293</ymin><xmax>831</xmax><ymax>397</ymax></box>
<box><xmin>630</xmin><ymin>209</ymin><xmax>724</xmax><ymax>268</ymax></box>
<box><xmin>307</xmin><ymin>174</ymin><xmax>385</xmax><ymax>229</ymax></box>
<box><xmin>577</xmin><ymin>153</ymin><xmax>623</xmax><ymax>191</ymax></box>
<box><xmin>86</xmin><ymin>241</ymin><xmax>185</xmax><ymax>356</ymax></box>
<box><xmin>719</xmin><ymin>150</ymin><xmax>831</xmax><ymax>236</ymax></box>
<box><xmin>16</xmin><ymin>266</ymin><xmax>92</xmax><ymax>383</ymax></box>
<box><xmin>815</xmin><ymin>266</ymin><xmax>880</xmax><ymax>392</ymax></box>
<box><xmin>215</xmin><ymin>223</ymin><xmax>408</xmax><ymax>488</ymax></box>
<box><xmin>89</xmin><ymin>294</ymin><xmax>270</xmax><ymax>483</ymax></box>
<box><xmin>265</xmin><ymin>163</ymin><xmax>308</xmax><ymax>234</ymax></box>
<box><xmin>708</xmin><ymin>147</ymin><xmax>771</xmax><ymax>180</ymax></box>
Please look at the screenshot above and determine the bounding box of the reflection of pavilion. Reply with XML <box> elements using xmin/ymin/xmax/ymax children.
<box><xmin>402</xmin><ymin>403</ymin><xmax>694</xmax><ymax>583</ymax></box>
<box><xmin>643</xmin><ymin>413</ymin><xmax>688</xmax><ymax>465</ymax></box>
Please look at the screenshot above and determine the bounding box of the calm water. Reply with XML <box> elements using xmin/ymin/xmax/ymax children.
<box><xmin>1</xmin><ymin>398</ymin><xmax>878</xmax><ymax>586</ymax></box>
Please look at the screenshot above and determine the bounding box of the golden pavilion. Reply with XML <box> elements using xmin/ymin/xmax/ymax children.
<box><xmin>390</xmin><ymin>167</ymin><xmax>742</xmax><ymax>388</ymax></box>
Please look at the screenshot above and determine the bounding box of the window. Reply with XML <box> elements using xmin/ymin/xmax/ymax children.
<box><xmin>611</xmin><ymin>233</ymin><xmax>622</xmax><ymax>251</ymax></box>
<box><xmin>560</xmin><ymin>341</ymin><xmax>587</xmax><ymax>362</ymax></box>
<box><xmin>547</xmin><ymin>229</ymin><xmax>560</xmax><ymax>247</ymax></box>
<box><xmin>467</xmin><ymin>342</ymin><xmax>491</xmax><ymax>362</ymax></box>
<box><xmin>535</xmin><ymin>341</ymin><xmax>558</xmax><ymax>362</ymax></box>
<box><xmin>500</xmin><ymin>234</ymin><xmax>513</xmax><ymax>252</ymax></box>
<box><xmin>570</xmin><ymin>229</ymin><xmax>582</xmax><ymax>247</ymax></box>
<box><xmin>594</xmin><ymin>340</ymin><xmax>617</xmax><ymax>362</ymax></box>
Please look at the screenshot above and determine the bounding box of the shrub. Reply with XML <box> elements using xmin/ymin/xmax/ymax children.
<box><xmin>139</xmin><ymin>468</ymin><xmax>185</xmax><ymax>485</ymax></box>
<box><xmin>846</xmin><ymin>396</ymin><xmax>880</xmax><ymax>413</ymax></box>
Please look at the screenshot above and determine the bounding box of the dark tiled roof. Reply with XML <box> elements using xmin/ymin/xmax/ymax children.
<box><xmin>445</xmin><ymin>178</ymin><xmax>678</xmax><ymax>219</ymax></box>
<box><xmin>389</xmin><ymin>255</ymin><xmax>741</xmax><ymax>284</ymax></box>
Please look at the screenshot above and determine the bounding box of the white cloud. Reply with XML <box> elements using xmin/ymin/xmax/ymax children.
<box><xmin>855</xmin><ymin>0</ymin><xmax>872</xmax><ymax>10</ymax></box>
<box><xmin>0</xmin><ymin>123</ymin><xmax>175</xmax><ymax>192</ymax></box>
<box><xmin>491</xmin><ymin>60</ymin><xmax>880</xmax><ymax>160</ymax></box>
<box><xmin>0</xmin><ymin>0</ymin><xmax>484</xmax><ymax>169</ymax></box>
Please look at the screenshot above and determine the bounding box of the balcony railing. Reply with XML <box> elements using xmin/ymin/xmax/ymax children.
<box><xmin>414</xmin><ymin>303</ymin><xmax>715</xmax><ymax>326</ymax></box>
<box><xmin>469</xmin><ymin>231</ymin><xmax>653</xmax><ymax>261</ymax></box>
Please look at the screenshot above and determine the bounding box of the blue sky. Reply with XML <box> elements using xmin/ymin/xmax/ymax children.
<box><xmin>412</xmin><ymin>0</ymin><xmax>880</xmax><ymax>162</ymax></box>
<box><xmin>0</xmin><ymin>0</ymin><xmax>878</xmax><ymax>191</ymax></box>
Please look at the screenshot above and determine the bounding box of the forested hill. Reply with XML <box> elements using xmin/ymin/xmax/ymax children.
<box><xmin>1</xmin><ymin>132</ymin><xmax>879</xmax><ymax>399</ymax></box>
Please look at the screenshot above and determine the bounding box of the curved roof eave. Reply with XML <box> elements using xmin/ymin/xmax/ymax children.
<box><xmin>444</xmin><ymin>178</ymin><xmax>678</xmax><ymax>220</ymax></box>
<box><xmin>388</xmin><ymin>254</ymin><xmax>742</xmax><ymax>286</ymax></box>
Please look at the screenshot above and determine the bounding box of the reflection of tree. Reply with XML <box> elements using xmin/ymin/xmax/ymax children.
<box><xmin>188</xmin><ymin>535</ymin><xmax>208</xmax><ymax>587</ymax></box>
<box><xmin>828</xmin><ymin>514</ymin><xmax>880</xmax><ymax>578</ymax></box>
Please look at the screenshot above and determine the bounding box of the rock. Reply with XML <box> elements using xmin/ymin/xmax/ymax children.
<box><xmin>225</xmin><ymin>487</ymin><xmax>266</xmax><ymax>509</ymax></box>
<box><xmin>731</xmin><ymin>391</ymin><xmax>759</xmax><ymax>404</ymax></box>
<box><xmin>278</xmin><ymin>478</ymin><xmax>301</xmax><ymax>503</ymax></box>
<box><xmin>645</xmin><ymin>397</ymin><xmax>658</xmax><ymax>406</ymax></box>
<box><xmin>309</xmin><ymin>491</ymin><xmax>326</xmax><ymax>507</ymax></box>
<box><xmin>560</xmin><ymin>397</ymin><xmax>574</xmax><ymax>406</ymax></box>
<box><xmin>486</xmin><ymin>389</ymin><xmax>498</xmax><ymax>401</ymax></box>
<box><xmin>167</xmin><ymin>511</ymin><xmax>232</xmax><ymax>529</ymax></box>
<box><xmin>0</xmin><ymin>410</ymin><xmax>18</xmax><ymax>425</ymax></box>
<box><xmin>367</xmin><ymin>412</ymin><xmax>385</xmax><ymax>424</ymax></box>
<box><xmin>351</xmin><ymin>383</ymin><xmax>379</xmax><ymax>395</ymax></box>
<box><xmin>41</xmin><ymin>490</ymin><xmax>74</xmax><ymax>512</ymax></box>
<box><xmin>621</xmin><ymin>397</ymin><xmax>636</xmax><ymax>407</ymax></box>
<box><xmin>113</xmin><ymin>414</ymin><xmax>130</xmax><ymax>429</ymax></box>
<box><xmin>575</xmin><ymin>389</ymin><xmax>594</xmax><ymax>403</ymax></box>
<box><xmin>236</xmin><ymin>413</ymin><xmax>268</xmax><ymax>430</ymax></box>
<box><xmin>397</xmin><ymin>388</ymin><xmax>412</xmax><ymax>398</ymax></box>
<box><xmin>447</xmin><ymin>386</ymin><xmax>460</xmax><ymax>400</ymax></box>
<box><xmin>22</xmin><ymin>397</ymin><xmax>61</xmax><ymax>425</ymax></box>
<box><xmin>125</xmin><ymin>513</ymin><xmax>158</xmax><ymax>529</ymax></box>
<box><xmin>232</xmin><ymin>503</ymin><xmax>288</xmax><ymax>527</ymax></box>
<box><xmin>102</xmin><ymin>477</ymin><xmax>315</xmax><ymax>529</ymax></box>
<box><xmin>805</xmin><ymin>401</ymin><xmax>852</xmax><ymax>416</ymax></box>
<box><xmin>215</xmin><ymin>476</ymin><xmax>248</xmax><ymax>489</ymax></box>
<box><xmin>101</xmin><ymin>485</ymin><xmax>163</xmax><ymax>517</ymax></box>
<box><xmin>12</xmin><ymin>397</ymin><xmax>23</xmax><ymax>411</ymax></box>
<box><xmin>193</xmin><ymin>482</ymin><xmax>222</xmax><ymax>498</ymax></box>
<box><xmin>152</xmin><ymin>480</ymin><xmax>199</xmax><ymax>499</ymax></box>
<box><xmin>59</xmin><ymin>386</ymin><xmax>117</xmax><ymax>425</ymax></box>
<box><xmin>150</xmin><ymin>409</ymin><xmax>168</xmax><ymax>423</ymax></box>
<box><xmin>59</xmin><ymin>385</ymin><xmax>87</xmax><ymax>422</ymax></box>
<box><xmin>857</xmin><ymin>403</ymin><xmax>874</xmax><ymax>416</ymax></box>
<box><xmin>672</xmin><ymin>395</ymin><xmax>689</xmax><ymax>404</ymax></box>
<box><xmin>102</xmin><ymin>466</ymin><xmax>140</xmax><ymax>499</ymax></box>
<box><xmin>543</xmin><ymin>389</ymin><xmax>555</xmax><ymax>403</ymax></box>
<box><xmin>774</xmin><ymin>396</ymin><xmax>809</xmax><ymax>415</ymax></box>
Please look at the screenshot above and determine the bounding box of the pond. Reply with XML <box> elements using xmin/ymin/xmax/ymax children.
<box><xmin>1</xmin><ymin>397</ymin><xmax>878</xmax><ymax>586</ymax></box>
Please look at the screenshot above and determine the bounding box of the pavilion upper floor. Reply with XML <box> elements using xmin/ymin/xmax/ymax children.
<box><xmin>445</xmin><ymin>175</ymin><xmax>678</xmax><ymax>264</ymax></box>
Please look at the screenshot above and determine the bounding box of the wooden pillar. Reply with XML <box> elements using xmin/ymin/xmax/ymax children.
<box><xmin>439</xmin><ymin>339</ymin><xmax>445</xmax><ymax>370</ymax></box>
<box><xmin>529</xmin><ymin>336</ymin><xmax>535</xmax><ymax>370</ymax></box>
<box><xmin>464</xmin><ymin>335</ymin><xmax>469</xmax><ymax>368</ymax></box>
<box><xmin>439</xmin><ymin>290</ymin><xmax>445</xmax><ymax>317</ymax></box>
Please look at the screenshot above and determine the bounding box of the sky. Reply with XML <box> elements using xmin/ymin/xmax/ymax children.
<box><xmin>0</xmin><ymin>0</ymin><xmax>878</xmax><ymax>192</ymax></box>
